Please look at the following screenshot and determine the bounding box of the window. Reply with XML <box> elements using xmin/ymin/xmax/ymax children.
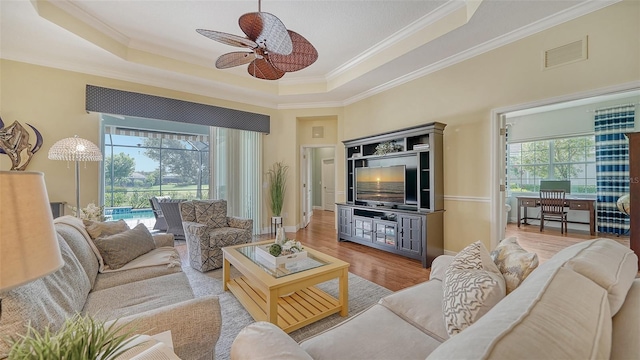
<box><xmin>103</xmin><ymin>129</ymin><xmax>210</xmax><ymax>209</ymax></box>
<box><xmin>101</xmin><ymin>118</ymin><xmax>263</xmax><ymax>235</ymax></box>
<box><xmin>507</xmin><ymin>135</ymin><xmax>596</xmax><ymax>194</ymax></box>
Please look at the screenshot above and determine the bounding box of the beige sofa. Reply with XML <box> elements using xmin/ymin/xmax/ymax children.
<box><xmin>0</xmin><ymin>216</ymin><xmax>221</xmax><ymax>360</ymax></box>
<box><xmin>231</xmin><ymin>238</ymin><xmax>639</xmax><ymax>359</ymax></box>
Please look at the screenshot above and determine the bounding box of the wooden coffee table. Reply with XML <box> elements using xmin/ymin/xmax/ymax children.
<box><xmin>222</xmin><ymin>240</ymin><xmax>350</xmax><ymax>333</ymax></box>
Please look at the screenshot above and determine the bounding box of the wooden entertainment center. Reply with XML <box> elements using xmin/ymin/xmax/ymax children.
<box><xmin>337</xmin><ymin>123</ymin><xmax>446</xmax><ymax>268</ymax></box>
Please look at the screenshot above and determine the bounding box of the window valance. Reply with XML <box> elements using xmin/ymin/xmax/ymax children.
<box><xmin>86</xmin><ymin>85</ymin><xmax>270</xmax><ymax>134</ymax></box>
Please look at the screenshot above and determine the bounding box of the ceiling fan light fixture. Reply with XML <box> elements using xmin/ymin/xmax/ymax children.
<box><xmin>269</xmin><ymin>30</ymin><xmax>318</xmax><ymax>72</ymax></box>
<box><xmin>196</xmin><ymin>0</ymin><xmax>317</xmax><ymax>80</ymax></box>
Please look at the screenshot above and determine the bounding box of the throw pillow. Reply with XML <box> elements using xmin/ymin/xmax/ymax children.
<box><xmin>92</xmin><ymin>224</ymin><xmax>156</xmax><ymax>270</ymax></box>
<box><xmin>83</xmin><ymin>219</ymin><xmax>129</xmax><ymax>240</ymax></box>
<box><xmin>443</xmin><ymin>241</ymin><xmax>506</xmax><ymax>336</ymax></box>
<box><xmin>490</xmin><ymin>237</ymin><xmax>539</xmax><ymax>294</ymax></box>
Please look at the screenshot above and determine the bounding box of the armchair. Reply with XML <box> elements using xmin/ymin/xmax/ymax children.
<box><xmin>179</xmin><ymin>200</ymin><xmax>253</xmax><ymax>272</ymax></box>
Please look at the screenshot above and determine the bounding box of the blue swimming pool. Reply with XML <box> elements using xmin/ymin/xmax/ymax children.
<box><xmin>106</xmin><ymin>207</ymin><xmax>154</xmax><ymax>220</ymax></box>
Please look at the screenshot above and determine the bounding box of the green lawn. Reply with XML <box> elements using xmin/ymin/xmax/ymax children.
<box><xmin>104</xmin><ymin>184</ymin><xmax>210</xmax><ymax>208</ymax></box>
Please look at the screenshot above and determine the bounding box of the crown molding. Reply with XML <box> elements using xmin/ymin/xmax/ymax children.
<box><xmin>342</xmin><ymin>0</ymin><xmax>622</xmax><ymax>106</ymax></box>
<box><xmin>2</xmin><ymin>52</ymin><xmax>280</xmax><ymax>110</ymax></box>
<box><xmin>44</xmin><ymin>0</ymin><xmax>130</xmax><ymax>46</ymax></box>
<box><xmin>326</xmin><ymin>0</ymin><xmax>466</xmax><ymax>81</ymax></box>
<box><xmin>277</xmin><ymin>101</ymin><xmax>344</xmax><ymax>110</ymax></box>
<box><xmin>15</xmin><ymin>0</ymin><xmax>625</xmax><ymax>111</ymax></box>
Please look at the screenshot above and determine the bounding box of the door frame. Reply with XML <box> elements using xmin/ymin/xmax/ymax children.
<box><xmin>489</xmin><ymin>81</ymin><xmax>639</xmax><ymax>250</ymax></box>
<box><xmin>300</xmin><ymin>144</ymin><xmax>337</xmax><ymax>229</ymax></box>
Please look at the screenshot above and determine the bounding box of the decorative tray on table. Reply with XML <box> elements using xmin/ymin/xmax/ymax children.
<box><xmin>255</xmin><ymin>244</ymin><xmax>307</xmax><ymax>267</ymax></box>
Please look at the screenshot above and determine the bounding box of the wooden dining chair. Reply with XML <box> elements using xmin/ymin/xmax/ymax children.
<box><xmin>539</xmin><ymin>189</ymin><xmax>568</xmax><ymax>234</ymax></box>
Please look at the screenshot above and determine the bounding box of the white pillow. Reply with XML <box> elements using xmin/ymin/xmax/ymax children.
<box><xmin>442</xmin><ymin>241</ymin><xmax>506</xmax><ymax>336</ymax></box>
<box><xmin>490</xmin><ymin>237</ymin><xmax>539</xmax><ymax>294</ymax></box>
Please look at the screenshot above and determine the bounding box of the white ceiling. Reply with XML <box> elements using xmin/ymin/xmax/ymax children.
<box><xmin>0</xmin><ymin>0</ymin><xmax>620</xmax><ymax>109</ymax></box>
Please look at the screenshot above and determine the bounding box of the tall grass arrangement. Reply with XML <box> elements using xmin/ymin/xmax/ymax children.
<box><xmin>7</xmin><ymin>314</ymin><xmax>139</xmax><ymax>360</ymax></box>
<box><xmin>267</xmin><ymin>162</ymin><xmax>289</xmax><ymax>217</ymax></box>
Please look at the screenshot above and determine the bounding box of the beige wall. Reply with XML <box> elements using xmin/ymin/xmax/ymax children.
<box><xmin>0</xmin><ymin>60</ymin><xmax>278</xmax><ymax>226</ymax></box>
<box><xmin>1</xmin><ymin>1</ymin><xmax>638</xmax><ymax>251</ymax></box>
<box><xmin>343</xmin><ymin>1</ymin><xmax>640</xmax><ymax>251</ymax></box>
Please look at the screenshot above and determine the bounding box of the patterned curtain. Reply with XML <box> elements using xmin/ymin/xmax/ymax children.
<box><xmin>594</xmin><ymin>105</ymin><xmax>635</xmax><ymax>234</ymax></box>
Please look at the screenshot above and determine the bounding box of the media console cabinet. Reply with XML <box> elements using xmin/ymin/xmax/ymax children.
<box><xmin>338</xmin><ymin>123</ymin><xmax>446</xmax><ymax>268</ymax></box>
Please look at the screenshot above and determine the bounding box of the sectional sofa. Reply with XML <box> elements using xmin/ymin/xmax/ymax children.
<box><xmin>232</xmin><ymin>238</ymin><xmax>639</xmax><ymax>359</ymax></box>
<box><xmin>0</xmin><ymin>216</ymin><xmax>221</xmax><ymax>359</ymax></box>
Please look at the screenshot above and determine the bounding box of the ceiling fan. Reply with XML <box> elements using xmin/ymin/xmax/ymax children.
<box><xmin>197</xmin><ymin>0</ymin><xmax>318</xmax><ymax>80</ymax></box>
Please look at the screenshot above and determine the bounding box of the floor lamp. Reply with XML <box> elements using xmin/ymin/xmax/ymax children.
<box><xmin>48</xmin><ymin>136</ymin><xmax>103</xmax><ymax>217</ymax></box>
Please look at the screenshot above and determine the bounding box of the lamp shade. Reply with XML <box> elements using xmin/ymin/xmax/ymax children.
<box><xmin>0</xmin><ymin>171</ymin><xmax>63</xmax><ymax>292</ymax></box>
<box><xmin>48</xmin><ymin>136</ymin><xmax>102</xmax><ymax>162</ymax></box>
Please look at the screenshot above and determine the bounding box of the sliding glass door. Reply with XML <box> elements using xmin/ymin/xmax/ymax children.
<box><xmin>103</xmin><ymin>127</ymin><xmax>210</xmax><ymax>209</ymax></box>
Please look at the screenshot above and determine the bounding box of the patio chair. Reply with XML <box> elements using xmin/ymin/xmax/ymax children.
<box><xmin>179</xmin><ymin>199</ymin><xmax>253</xmax><ymax>272</ymax></box>
<box><xmin>149</xmin><ymin>196</ymin><xmax>171</xmax><ymax>231</ymax></box>
<box><xmin>158</xmin><ymin>200</ymin><xmax>187</xmax><ymax>240</ymax></box>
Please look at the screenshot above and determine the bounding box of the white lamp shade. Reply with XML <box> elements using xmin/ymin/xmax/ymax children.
<box><xmin>48</xmin><ymin>136</ymin><xmax>102</xmax><ymax>162</ymax></box>
<box><xmin>0</xmin><ymin>171</ymin><xmax>64</xmax><ymax>292</ymax></box>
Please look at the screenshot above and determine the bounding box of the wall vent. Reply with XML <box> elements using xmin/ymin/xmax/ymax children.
<box><xmin>544</xmin><ymin>36</ymin><xmax>588</xmax><ymax>69</ymax></box>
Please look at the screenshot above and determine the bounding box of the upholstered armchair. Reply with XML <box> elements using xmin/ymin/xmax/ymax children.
<box><xmin>179</xmin><ymin>200</ymin><xmax>253</xmax><ymax>272</ymax></box>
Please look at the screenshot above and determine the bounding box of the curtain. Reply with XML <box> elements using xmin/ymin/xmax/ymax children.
<box><xmin>594</xmin><ymin>105</ymin><xmax>635</xmax><ymax>234</ymax></box>
<box><xmin>210</xmin><ymin>127</ymin><xmax>263</xmax><ymax>235</ymax></box>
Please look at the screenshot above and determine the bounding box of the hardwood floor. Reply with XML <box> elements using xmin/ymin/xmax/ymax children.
<box><xmin>259</xmin><ymin>211</ymin><xmax>431</xmax><ymax>292</ymax></box>
<box><xmin>507</xmin><ymin>222</ymin><xmax>629</xmax><ymax>263</ymax></box>
<box><xmin>268</xmin><ymin>210</ymin><xmax>630</xmax><ymax>291</ymax></box>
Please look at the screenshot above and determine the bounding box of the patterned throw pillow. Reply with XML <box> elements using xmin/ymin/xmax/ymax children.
<box><xmin>83</xmin><ymin>219</ymin><xmax>129</xmax><ymax>239</ymax></box>
<box><xmin>92</xmin><ymin>223</ymin><xmax>156</xmax><ymax>270</ymax></box>
<box><xmin>443</xmin><ymin>241</ymin><xmax>506</xmax><ymax>336</ymax></box>
<box><xmin>490</xmin><ymin>237</ymin><xmax>539</xmax><ymax>294</ymax></box>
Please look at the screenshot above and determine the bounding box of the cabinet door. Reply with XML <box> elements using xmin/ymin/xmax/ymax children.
<box><xmin>373</xmin><ymin>220</ymin><xmax>397</xmax><ymax>248</ymax></box>
<box><xmin>352</xmin><ymin>216</ymin><xmax>373</xmax><ymax>241</ymax></box>
<box><xmin>338</xmin><ymin>206</ymin><xmax>353</xmax><ymax>238</ymax></box>
<box><xmin>399</xmin><ymin>215</ymin><xmax>422</xmax><ymax>255</ymax></box>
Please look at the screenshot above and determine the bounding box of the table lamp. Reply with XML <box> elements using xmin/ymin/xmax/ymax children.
<box><xmin>48</xmin><ymin>136</ymin><xmax>103</xmax><ymax>217</ymax></box>
<box><xmin>0</xmin><ymin>171</ymin><xmax>64</xmax><ymax>317</ymax></box>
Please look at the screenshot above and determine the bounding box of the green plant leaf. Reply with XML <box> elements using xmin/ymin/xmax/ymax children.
<box><xmin>266</xmin><ymin>161</ymin><xmax>289</xmax><ymax>217</ymax></box>
<box><xmin>7</xmin><ymin>314</ymin><xmax>141</xmax><ymax>360</ymax></box>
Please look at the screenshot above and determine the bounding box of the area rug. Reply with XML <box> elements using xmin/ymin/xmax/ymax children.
<box><xmin>181</xmin><ymin>260</ymin><xmax>392</xmax><ymax>360</ymax></box>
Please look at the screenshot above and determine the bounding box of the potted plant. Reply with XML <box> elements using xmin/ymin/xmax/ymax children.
<box><xmin>266</xmin><ymin>161</ymin><xmax>289</xmax><ymax>230</ymax></box>
<box><xmin>7</xmin><ymin>314</ymin><xmax>139</xmax><ymax>359</ymax></box>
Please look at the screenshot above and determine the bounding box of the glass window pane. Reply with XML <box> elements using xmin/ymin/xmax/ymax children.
<box><xmin>570</xmin><ymin>147</ymin><xmax>586</xmax><ymax>162</ymax></box>
<box><xmin>534</xmin><ymin>165</ymin><xmax>548</xmax><ymax>179</ymax></box>
<box><xmin>571</xmin><ymin>179</ymin><xmax>586</xmax><ymax>193</ymax></box>
<box><xmin>586</xmin><ymin>163</ymin><xmax>596</xmax><ymax>178</ymax></box>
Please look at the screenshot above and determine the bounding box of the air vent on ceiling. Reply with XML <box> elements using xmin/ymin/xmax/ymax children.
<box><xmin>544</xmin><ymin>36</ymin><xmax>588</xmax><ymax>70</ymax></box>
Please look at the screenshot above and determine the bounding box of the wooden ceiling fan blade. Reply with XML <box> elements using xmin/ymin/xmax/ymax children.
<box><xmin>239</xmin><ymin>12</ymin><xmax>292</xmax><ymax>55</ymax></box>
<box><xmin>247</xmin><ymin>58</ymin><xmax>285</xmax><ymax>80</ymax></box>
<box><xmin>196</xmin><ymin>29</ymin><xmax>257</xmax><ymax>48</ymax></box>
<box><xmin>269</xmin><ymin>30</ymin><xmax>318</xmax><ymax>72</ymax></box>
<box><xmin>216</xmin><ymin>52</ymin><xmax>256</xmax><ymax>69</ymax></box>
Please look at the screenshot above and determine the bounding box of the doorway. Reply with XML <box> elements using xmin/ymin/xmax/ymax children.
<box><xmin>300</xmin><ymin>145</ymin><xmax>336</xmax><ymax>229</ymax></box>
<box><xmin>490</xmin><ymin>84</ymin><xmax>639</xmax><ymax>249</ymax></box>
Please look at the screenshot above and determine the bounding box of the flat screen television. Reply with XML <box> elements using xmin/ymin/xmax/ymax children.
<box><xmin>356</xmin><ymin>165</ymin><xmax>406</xmax><ymax>204</ymax></box>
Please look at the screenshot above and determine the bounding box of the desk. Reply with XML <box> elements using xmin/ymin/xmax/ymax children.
<box><xmin>516</xmin><ymin>196</ymin><xmax>596</xmax><ymax>235</ymax></box>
